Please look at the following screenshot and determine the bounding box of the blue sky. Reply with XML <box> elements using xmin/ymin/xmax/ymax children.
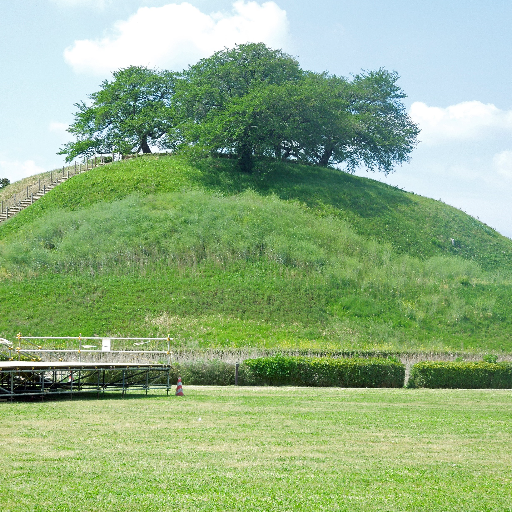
<box><xmin>1</xmin><ymin>0</ymin><xmax>511</xmax><ymax>238</ymax></box>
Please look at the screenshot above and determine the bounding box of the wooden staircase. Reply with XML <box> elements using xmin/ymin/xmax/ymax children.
<box><xmin>0</xmin><ymin>155</ymin><xmax>112</xmax><ymax>223</ymax></box>
<box><xmin>0</xmin><ymin>176</ymin><xmax>71</xmax><ymax>223</ymax></box>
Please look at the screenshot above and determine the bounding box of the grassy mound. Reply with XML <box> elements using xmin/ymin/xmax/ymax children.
<box><xmin>1</xmin><ymin>154</ymin><xmax>511</xmax><ymax>352</ymax></box>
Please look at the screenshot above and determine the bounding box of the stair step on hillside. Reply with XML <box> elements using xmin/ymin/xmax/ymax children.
<box><xmin>0</xmin><ymin>170</ymin><xmax>76</xmax><ymax>222</ymax></box>
<box><xmin>31</xmin><ymin>190</ymin><xmax>48</xmax><ymax>197</ymax></box>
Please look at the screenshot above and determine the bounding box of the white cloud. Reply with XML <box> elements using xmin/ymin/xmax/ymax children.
<box><xmin>410</xmin><ymin>101</ymin><xmax>512</xmax><ymax>145</ymax></box>
<box><xmin>64</xmin><ymin>1</ymin><xmax>290</xmax><ymax>75</ymax></box>
<box><xmin>0</xmin><ymin>160</ymin><xmax>46</xmax><ymax>184</ymax></box>
<box><xmin>494</xmin><ymin>150</ymin><xmax>512</xmax><ymax>180</ymax></box>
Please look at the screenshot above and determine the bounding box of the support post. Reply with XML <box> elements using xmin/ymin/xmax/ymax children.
<box><xmin>235</xmin><ymin>362</ymin><xmax>239</xmax><ymax>385</ymax></box>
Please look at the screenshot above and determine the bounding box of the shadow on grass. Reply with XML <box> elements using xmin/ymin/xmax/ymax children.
<box><xmin>190</xmin><ymin>156</ymin><xmax>414</xmax><ymax>219</ymax></box>
<box><xmin>6</xmin><ymin>390</ymin><xmax>175</xmax><ymax>403</ymax></box>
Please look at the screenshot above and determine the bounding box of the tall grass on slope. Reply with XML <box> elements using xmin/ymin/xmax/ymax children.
<box><xmin>2</xmin><ymin>154</ymin><xmax>511</xmax><ymax>272</ymax></box>
<box><xmin>1</xmin><ymin>189</ymin><xmax>510</xmax><ymax>351</ymax></box>
<box><xmin>1</xmin><ymin>190</ymin><xmax>368</xmax><ymax>272</ymax></box>
<box><xmin>1</xmin><ymin>189</ymin><xmax>488</xmax><ymax>291</ymax></box>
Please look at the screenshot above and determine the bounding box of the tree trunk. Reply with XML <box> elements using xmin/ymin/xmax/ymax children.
<box><xmin>140</xmin><ymin>136</ymin><xmax>152</xmax><ymax>154</ymax></box>
<box><xmin>318</xmin><ymin>147</ymin><xmax>333</xmax><ymax>166</ymax></box>
<box><xmin>238</xmin><ymin>142</ymin><xmax>254</xmax><ymax>173</ymax></box>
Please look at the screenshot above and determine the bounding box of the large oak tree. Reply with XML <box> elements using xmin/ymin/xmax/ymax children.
<box><xmin>174</xmin><ymin>45</ymin><xmax>419</xmax><ymax>173</ymax></box>
<box><xmin>59</xmin><ymin>44</ymin><xmax>419</xmax><ymax>175</ymax></box>
<box><xmin>59</xmin><ymin>66</ymin><xmax>175</xmax><ymax>162</ymax></box>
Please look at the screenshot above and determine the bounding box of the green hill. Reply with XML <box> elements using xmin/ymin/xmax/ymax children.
<box><xmin>1</xmin><ymin>154</ymin><xmax>511</xmax><ymax>352</ymax></box>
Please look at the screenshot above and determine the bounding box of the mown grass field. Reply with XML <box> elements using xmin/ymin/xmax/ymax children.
<box><xmin>1</xmin><ymin>155</ymin><xmax>512</xmax><ymax>352</ymax></box>
<box><xmin>1</xmin><ymin>387</ymin><xmax>511</xmax><ymax>511</ymax></box>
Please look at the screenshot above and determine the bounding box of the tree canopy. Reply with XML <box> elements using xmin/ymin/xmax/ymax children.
<box><xmin>59</xmin><ymin>43</ymin><xmax>419</xmax><ymax>174</ymax></box>
<box><xmin>59</xmin><ymin>66</ymin><xmax>175</xmax><ymax>162</ymax></box>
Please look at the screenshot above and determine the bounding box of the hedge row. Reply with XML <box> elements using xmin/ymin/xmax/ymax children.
<box><xmin>140</xmin><ymin>356</ymin><xmax>405</xmax><ymax>387</ymax></box>
<box><xmin>407</xmin><ymin>361</ymin><xmax>512</xmax><ymax>389</ymax></box>
<box><xmin>240</xmin><ymin>355</ymin><xmax>405</xmax><ymax>388</ymax></box>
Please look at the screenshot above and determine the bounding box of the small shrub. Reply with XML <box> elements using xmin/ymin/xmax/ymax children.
<box><xmin>239</xmin><ymin>355</ymin><xmax>405</xmax><ymax>388</ymax></box>
<box><xmin>482</xmin><ymin>354</ymin><xmax>498</xmax><ymax>364</ymax></box>
<box><xmin>407</xmin><ymin>361</ymin><xmax>512</xmax><ymax>389</ymax></box>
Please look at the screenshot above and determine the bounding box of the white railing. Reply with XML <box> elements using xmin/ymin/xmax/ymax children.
<box><xmin>3</xmin><ymin>335</ymin><xmax>175</xmax><ymax>364</ymax></box>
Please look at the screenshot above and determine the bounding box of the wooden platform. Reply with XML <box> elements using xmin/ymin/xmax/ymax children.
<box><xmin>0</xmin><ymin>361</ymin><xmax>173</xmax><ymax>400</ymax></box>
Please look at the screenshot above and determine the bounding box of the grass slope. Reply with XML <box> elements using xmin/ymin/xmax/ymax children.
<box><xmin>1</xmin><ymin>155</ymin><xmax>511</xmax><ymax>352</ymax></box>
<box><xmin>1</xmin><ymin>388</ymin><xmax>511</xmax><ymax>511</ymax></box>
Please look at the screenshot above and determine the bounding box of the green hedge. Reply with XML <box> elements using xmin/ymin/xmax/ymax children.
<box><xmin>239</xmin><ymin>355</ymin><xmax>405</xmax><ymax>388</ymax></box>
<box><xmin>407</xmin><ymin>361</ymin><xmax>512</xmax><ymax>389</ymax></box>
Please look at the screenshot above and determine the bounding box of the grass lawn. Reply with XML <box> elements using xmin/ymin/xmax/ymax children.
<box><xmin>1</xmin><ymin>387</ymin><xmax>511</xmax><ymax>511</ymax></box>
